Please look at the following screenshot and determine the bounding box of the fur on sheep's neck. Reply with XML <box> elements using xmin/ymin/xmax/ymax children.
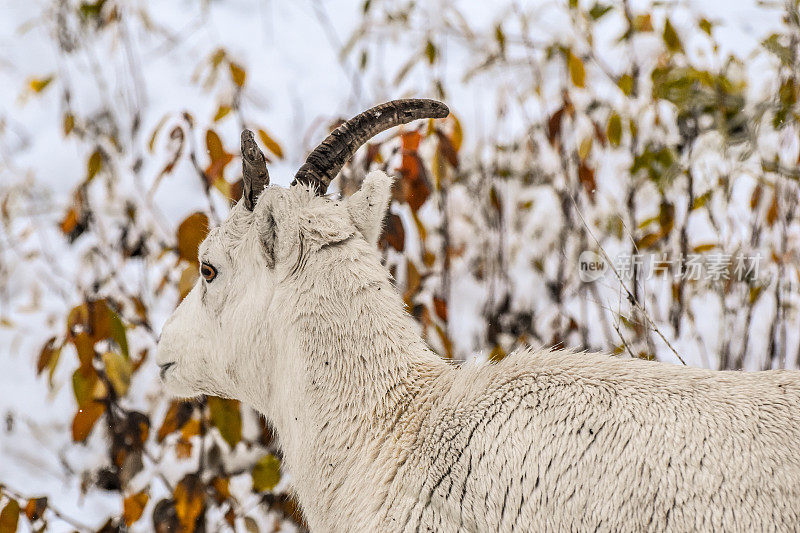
<box><xmin>256</xmin><ymin>238</ymin><xmax>449</xmax><ymax>526</ymax></box>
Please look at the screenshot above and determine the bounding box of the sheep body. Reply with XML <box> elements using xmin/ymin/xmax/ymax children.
<box><xmin>376</xmin><ymin>349</ymin><xmax>800</xmax><ymax>532</ymax></box>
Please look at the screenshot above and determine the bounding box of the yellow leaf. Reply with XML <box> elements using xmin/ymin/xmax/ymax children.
<box><xmin>749</xmin><ymin>285</ymin><xmax>764</xmax><ymax>304</ymax></box>
<box><xmin>257</xmin><ymin>129</ymin><xmax>284</xmax><ymax>159</ymax></box>
<box><xmin>633</xmin><ymin>14</ymin><xmax>653</xmax><ymax>32</ymax></box>
<box><xmin>103</xmin><ymin>351</ymin><xmax>132</xmax><ymax>396</ymax></box>
<box><xmin>617</xmin><ymin>74</ymin><xmax>634</xmax><ymax>96</ymax></box>
<box><xmin>229</xmin><ymin>62</ymin><xmax>246</xmax><ymax>87</ymax></box>
<box><xmin>87</xmin><ymin>149</ymin><xmax>102</xmax><ymax>182</ymax></box>
<box><xmin>450</xmin><ymin>113</ymin><xmax>463</xmax><ymax>152</ymax></box>
<box><xmin>0</xmin><ymin>499</ymin><xmax>20</xmax><ymax>533</ymax></box>
<box><xmin>425</xmin><ymin>40</ymin><xmax>437</xmax><ymax>64</ymax></box>
<box><xmin>607</xmin><ymin>112</ymin><xmax>622</xmax><ymax>147</ymax></box>
<box><xmin>63</xmin><ymin>113</ymin><xmax>75</xmax><ymax>136</ymax></box>
<box><xmin>177</xmin><ymin>212</ymin><xmax>210</xmax><ymax>264</ymax></box>
<box><xmin>567</xmin><ymin>51</ymin><xmax>585</xmax><ymax>88</ymax></box>
<box><xmin>207</xmin><ymin>396</ymin><xmax>242</xmax><ymax>448</ymax></box>
<box><xmin>699</xmin><ymin>18</ymin><xmax>713</xmax><ymax>36</ymax></box>
<box><xmin>213</xmin><ymin>105</ymin><xmax>231</xmax><ymax>122</ymax></box>
<box><xmin>252</xmin><ymin>454</ymin><xmax>281</xmax><ymax>492</ymax></box>
<box><xmin>434</xmin><ymin>324</ymin><xmax>453</xmax><ymax>359</ymax></box>
<box><xmin>210</xmin><ymin>48</ymin><xmax>226</xmax><ymax>68</ymax></box>
<box><xmin>212</xmin><ymin>177</ymin><xmax>233</xmax><ymax>200</ymax></box>
<box><xmin>636</xmin><ymin>232</ymin><xmax>661</xmax><ymax>249</ymax></box>
<box><xmin>489</xmin><ymin>344</ymin><xmax>506</xmax><ymax>362</ymax></box>
<box><xmin>663</xmin><ymin>18</ymin><xmax>683</xmax><ymax>53</ymax></box>
<box><xmin>123</xmin><ymin>491</ymin><xmax>149</xmax><ymax>527</ymax></box>
<box><xmin>29</xmin><ymin>75</ymin><xmax>53</xmax><ymax>93</ymax></box>
<box><xmin>179</xmin><ymin>265</ymin><xmax>199</xmax><ymax>301</ymax></box>
<box><xmin>693</xmin><ymin>243</ymin><xmax>716</xmax><ymax>253</ymax></box>
<box><xmin>578</xmin><ymin>136</ymin><xmax>593</xmax><ymax>160</ymax></box>
<box><xmin>73</xmin><ymin>367</ymin><xmax>98</xmax><ymax>408</ymax></box>
<box><xmin>403</xmin><ymin>260</ymin><xmax>421</xmax><ymax>304</ymax></box>
<box><xmin>36</xmin><ymin>337</ymin><xmax>60</xmax><ymax>376</ymax></box>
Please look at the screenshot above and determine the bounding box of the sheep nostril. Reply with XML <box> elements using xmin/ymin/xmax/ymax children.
<box><xmin>159</xmin><ymin>362</ymin><xmax>175</xmax><ymax>381</ymax></box>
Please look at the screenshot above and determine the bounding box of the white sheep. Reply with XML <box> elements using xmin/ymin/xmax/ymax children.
<box><xmin>157</xmin><ymin>99</ymin><xmax>800</xmax><ymax>532</ymax></box>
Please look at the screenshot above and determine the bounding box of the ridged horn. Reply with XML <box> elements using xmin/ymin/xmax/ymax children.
<box><xmin>293</xmin><ymin>98</ymin><xmax>449</xmax><ymax>194</ymax></box>
<box><xmin>241</xmin><ymin>129</ymin><xmax>270</xmax><ymax>211</ymax></box>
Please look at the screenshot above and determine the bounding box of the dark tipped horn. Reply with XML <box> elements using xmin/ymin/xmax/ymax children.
<box><xmin>241</xmin><ymin>129</ymin><xmax>270</xmax><ymax>211</ymax></box>
<box><xmin>293</xmin><ymin>99</ymin><xmax>449</xmax><ymax>194</ymax></box>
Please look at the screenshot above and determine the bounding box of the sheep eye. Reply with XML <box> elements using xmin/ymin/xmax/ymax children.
<box><xmin>200</xmin><ymin>262</ymin><xmax>217</xmax><ymax>283</ymax></box>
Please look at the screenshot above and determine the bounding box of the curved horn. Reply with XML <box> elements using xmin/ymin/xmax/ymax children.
<box><xmin>293</xmin><ymin>99</ymin><xmax>449</xmax><ymax>194</ymax></box>
<box><xmin>241</xmin><ymin>129</ymin><xmax>270</xmax><ymax>211</ymax></box>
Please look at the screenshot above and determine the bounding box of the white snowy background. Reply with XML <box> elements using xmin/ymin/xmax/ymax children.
<box><xmin>1</xmin><ymin>0</ymin><xmax>798</xmax><ymax>531</ymax></box>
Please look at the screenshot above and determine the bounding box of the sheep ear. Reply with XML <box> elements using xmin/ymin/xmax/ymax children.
<box><xmin>256</xmin><ymin>208</ymin><xmax>277</xmax><ymax>268</ymax></box>
<box><xmin>347</xmin><ymin>170</ymin><xmax>393</xmax><ymax>247</ymax></box>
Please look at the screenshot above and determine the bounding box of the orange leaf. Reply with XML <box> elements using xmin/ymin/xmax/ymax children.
<box><xmin>60</xmin><ymin>208</ymin><xmax>79</xmax><ymax>235</ymax></box>
<box><xmin>204</xmin><ymin>130</ymin><xmax>233</xmax><ymax>182</ymax></box>
<box><xmin>766</xmin><ymin>192</ymin><xmax>779</xmax><ymax>226</ymax></box>
<box><xmin>24</xmin><ymin>498</ymin><xmax>47</xmax><ymax>522</ymax></box>
<box><xmin>176</xmin><ymin>438</ymin><xmax>193</xmax><ymax>458</ymax></box>
<box><xmin>401</xmin><ymin>131</ymin><xmax>421</xmax><ymax>151</ymax></box>
<box><xmin>123</xmin><ymin>491</ymin><xmax>149</xmax><ymax>527</ymax></box>
<box><xmin>433</xmin><ymin>296</ymin><xmax>448</xmax><ymax>322</ymax></box>
<box><xmin>750</xmin><ymin>183</ymin><xmax>762</xmax><ymax>209</ymax></box>
<box><xmin>177</xmin><ymin>212</ymin><xmax>210</xmax><ymax>264</ymax></box>
<box><xmin>158</xmin><ymin>400</ymin><xmax>193</xmax><ymax>442</ymax></box>
<box><xmin>72</xmin><ymin>401</ymin><xmax>105</xmax><ymax>442</ymax></box>
<box><xmin>211</xmin><ymin>477</ymin><xmax>231</xmax><ymax>504</ymax></box>
<box><xmin>578</xmin><ymin>161</ymin><xmax>596</xmax><ymax>201</ymax></box>
<box><xmin>174</xmin><ymin>474</ymin><xmax>205</xmax><ymax>532</ymax></box>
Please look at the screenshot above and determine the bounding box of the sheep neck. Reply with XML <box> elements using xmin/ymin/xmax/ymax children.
<box><xmin>264</xmin><ymin>243</ymin><xmax>449</xmax><ymax>526</ymax></box>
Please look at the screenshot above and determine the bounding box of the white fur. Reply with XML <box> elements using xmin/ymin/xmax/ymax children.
<box><xmin>157</xmin><ymin>170</ymin><xmax>800</xmax><ymax>532</ymax></box>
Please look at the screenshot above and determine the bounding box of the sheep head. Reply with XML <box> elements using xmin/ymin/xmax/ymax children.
<box><xmin>155</xmin><ymin>99</ymin><xmax>448</xmax><ymax>405</ymax></box>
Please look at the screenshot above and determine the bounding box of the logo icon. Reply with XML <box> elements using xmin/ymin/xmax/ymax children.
<box><xmin>578</xmin><ymin>250</ymin><xmax>607</xmax><ymax>282</ymax></box>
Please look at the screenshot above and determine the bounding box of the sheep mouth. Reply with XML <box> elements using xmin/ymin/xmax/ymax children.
<box><xmin>159</xmin><ymin>362</ymin><xmax>176</xmax><ymax>381</ymax></box>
